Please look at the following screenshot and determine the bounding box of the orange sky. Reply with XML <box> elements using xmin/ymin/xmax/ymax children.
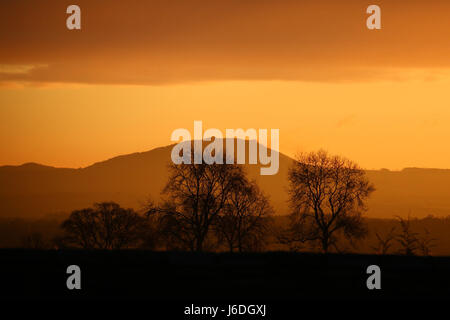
<box><xmin>1</xmin><ymin>0</ymin><xmax>450</xmax><ymax>169</ymax></box>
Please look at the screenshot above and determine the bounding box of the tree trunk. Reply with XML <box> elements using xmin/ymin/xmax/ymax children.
<box><xmin>195</xmin><ymin>236</ymin><xmax>204</xmax><ymax>252</ymax></box>
<box><xmin>322</xmin><ymin>237</ymin><xmax>329</xmax><ymax>253</ymax></box>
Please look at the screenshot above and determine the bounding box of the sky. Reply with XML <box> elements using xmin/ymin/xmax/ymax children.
<box><xmin>1</xmin><ymin>0</ymin><xmax>450</xmax><ymax>170</ymax></box>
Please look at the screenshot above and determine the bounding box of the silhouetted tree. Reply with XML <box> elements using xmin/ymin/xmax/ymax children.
<box><xmin>371</xmin><ymin>227</ymin><xmax>396</xmax><ymax>255</ymax></box>
<box><xmin>395</xmin><ymin>216</ymin><xmax>419</xmax><ymax>256</ymax></box>
<box><xmin>61</xmin><ymin>202</ymin><xmax>147</xmax><ymax>249</ymax></box>
<box><xmin>147</xmin><ymin>200</ymin><xmax>198</xmax><ymax>251</ymax></box>
<box><xmin>394</xmin><ymin>216</ymin><xmax>438</xmax><ymax>256</ymax></box>
<box><xmin>21</xmin><ymin>232</ymin><xmax>48</xmax><ymax>249</ymax></box>
<box><xmin>137</xmin><ymin>212</ymin><xmax>161</xmax><ymax>250</ymax></box>
<box><xmin>215</xmin><ymin>180</ymin><xmax>273</xmax><ymax>252</ymax></box>
<box><xmin>418</xmin><ymin>228</ymin><xmax>437</xmax><ymax>256</ymax></box>
<box><xmin>287</xmin><ymin>150</ymin><xmax>375</xmax><ymax>253</ymax></box>
<box><xmin>147</xmin><ymin>158</ymin><xmax>245</xmax><ymax>252</ymax></box>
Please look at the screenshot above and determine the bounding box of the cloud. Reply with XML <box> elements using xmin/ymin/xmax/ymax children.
<box><xmin>1</xmin><ymin>0</ymin><xmax>450</xmax><ymax>86</ymax></box>
<box><xmin>0</xmin><ymin>64</ymin><xmax>47</xmax><ymax>75</ymax></box>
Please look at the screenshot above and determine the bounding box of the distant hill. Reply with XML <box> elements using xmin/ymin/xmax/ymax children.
<box><xmin>1</xmin><ymin>142</ymin><xmax>450</xmax><ymax>219</ymax></box>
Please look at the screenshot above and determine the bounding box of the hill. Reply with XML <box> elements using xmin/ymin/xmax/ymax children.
<box><xmin>1</xmin><ymin>142</ymin><xmax>450</xmax><ymax>219</ymax></box>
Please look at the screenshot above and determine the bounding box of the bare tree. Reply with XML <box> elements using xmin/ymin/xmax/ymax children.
<box><xmin>418</xmin><ymin>228</ymin><xmax>437</xmax><ymax>256</ymax></box>
<box><xmin>61</xmin><ymin>202</ymin><xmax>147</xmax><ymax>249</ymax></box>
<box><xmin>21</xmin><ymin>232</ymin><xmax>48</xmax><ymax>249</ymax></box>
<box><xmin>371</xmin><ymin>227</ymin><xmax>396</xmax><ymax>255</ymax></box>
<box><xmin>149</xmin><ymin>200</ymin><xmax>199</xmax><ymax>251</ymax></box>
<box><xmin>147</xmin><ymin>158</ymin><xmax>245</xmax><ymax>252</ymax></box>
<box><xmin>287</xmin><ymin>150</ymin><xmax>375</xmax><ymax>253</ymax></box>
<box><xmin>215</xmin><ymin>180</ymin><xmax>273</xmax><ymax>252</ymax></box>
<box><xmin>395</xmin><ymin>216</ymin><xmax>420</xmax><ymax>256</ymax></box>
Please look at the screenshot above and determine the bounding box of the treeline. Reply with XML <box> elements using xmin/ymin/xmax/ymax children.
<box><xmin>57</xmin><ymin>155</ymin><xmax>274</xmax><ymax>252</ymax></box>
<box><xmin>1</xmin><ymin>214</ymin><xmax>447</xmax><ymax>255</ymax></box>
<box><xmin>0</xmin><ymin>151</ymin><xmax>447</xmax><ymax>255</ymax></box>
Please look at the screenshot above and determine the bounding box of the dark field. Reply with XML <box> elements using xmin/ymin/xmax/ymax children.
<box><xmin>1</xmin><ymin>250</ymin><xmax>449</xmax><ymax>301</ymax></box>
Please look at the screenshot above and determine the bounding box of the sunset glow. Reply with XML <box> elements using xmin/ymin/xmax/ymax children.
<box><xmin>1</xmin><ymin>0</ymin><xmax>450</xmax><ymax>170</ymax></box>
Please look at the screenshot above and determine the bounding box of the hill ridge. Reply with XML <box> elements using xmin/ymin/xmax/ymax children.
<box><xmin>1</xmin><ymin>141</ymin><xmax>450</xmax><ymax>219</ymax></box>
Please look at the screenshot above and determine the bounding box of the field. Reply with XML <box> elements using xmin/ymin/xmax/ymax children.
<box><xmin>1</xmin><ymin>250</ymin><xmax>449</xmax><ymax>301</ymax></box>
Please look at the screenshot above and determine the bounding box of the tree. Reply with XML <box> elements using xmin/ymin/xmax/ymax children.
<box><xmin>287</xmin><ymin>150</ymin><xmax>375</xmax><ymax>253</ymax></box>
<box><xmin>418</xmin><ymin>228</ymin><xmax>437</xmax><ymax>256</ymax></box>
<box><xmin>215</xmin><ymin>179</ymin><xmax>273</xmax><ymax>252</ymax></box>
<box><xmin>371</xmin><ymin>227</ymin><xmax>396</xmax><ymax>255</ymax></box>
<box><xmin>395</xmin><ymin>216</ymin><xmax>438</xmax><ymax>256</ymax></box>
<box><xmin>419</xmin><ymin>229</ymin><xmax>437</xmax><ymax>256</ymax></box>
<box><xmin>148</xmin><ymin>200</ymin><xmax>199</xmax><ymax>251</ymax></box>
<box><xmin>395</xmin><ymin>216</ymin><xmax>419</xmax><ymax>256</ymax></box>
<box><xmin>61</xmin><ymin>202</ymin><xmax>147</xmax><ymax>249</ymax></box>
<box><xmin>21</xmin><ymin>232</ymin><xmax>49</xmax><ymax>249</ymax></box>
<box><xmin>147</xmin><ymin>158</ymin><xmax>245</xmax><ymax>252</ymax></box>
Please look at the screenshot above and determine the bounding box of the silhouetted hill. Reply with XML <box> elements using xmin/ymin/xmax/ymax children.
<box><xmin>1</xmin><ymin>142</ymin><xmax>450</xmax><ymax>218</ymax></box>
<box><xmin>0</xmin><ymin>141</ymin><xmax>290</xmax><ymax>218</ymax></box>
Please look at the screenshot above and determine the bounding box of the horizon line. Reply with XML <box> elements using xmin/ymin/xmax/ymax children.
<box><xmin>1</xmin><ymin>140</ymin><xmax>449</xmax><ymax>172</ymax></box>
